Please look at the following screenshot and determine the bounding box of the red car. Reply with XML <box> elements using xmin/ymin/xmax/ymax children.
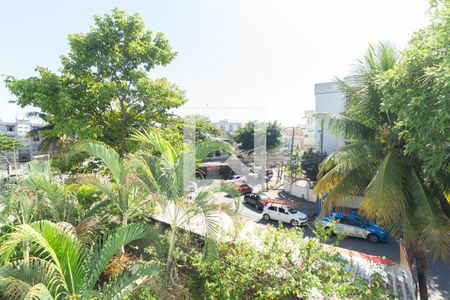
<box><xmin>235</xmin><ymin>183</ymin><xmax>252</xmax><ymax>195</ymax></box>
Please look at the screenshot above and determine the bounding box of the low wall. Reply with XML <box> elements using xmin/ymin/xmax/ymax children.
<box><xmin>283</xmin><ymin>180</ymin><xmax>314</xmax><ymax>202</ymax></box>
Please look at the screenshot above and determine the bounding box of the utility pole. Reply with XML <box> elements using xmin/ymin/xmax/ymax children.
<box><xmin>288</xmin><ymin>127</ymin><xmax>295</xmax><ymax>194</ymax></box>
<box><xmin>319</xmin><ymin>119</ymin><xmax>324</xmax><ymax>154</ymax></box>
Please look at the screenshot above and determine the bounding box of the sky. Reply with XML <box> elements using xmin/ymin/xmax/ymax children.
<box><xmin>0</xmin><ymin>0</ymin><xmax>430</xmax><ymax>126</ymax></box>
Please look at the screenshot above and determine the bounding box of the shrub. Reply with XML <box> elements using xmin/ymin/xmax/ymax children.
<box><xmin>189</xmin><ymin>227</ymin><xmax>393</xmax><ymax>299</ymax></box>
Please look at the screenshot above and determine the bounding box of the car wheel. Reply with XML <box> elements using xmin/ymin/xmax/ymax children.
<box><xmin>291</xmin><ymin>220</ymin><xmax>299</xmax><ymax>226</ymax></box>
<box><xmin>263</xmin><ymin>214</ymin><xmax>270</xmax><ymax>221</ymax></box>
<box><xmin>367</xmin><ymin>233</ymin><xmax>379</xmax><ymax>243</ymax></box>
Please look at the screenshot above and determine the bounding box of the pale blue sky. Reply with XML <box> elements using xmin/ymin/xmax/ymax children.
<box><xmin>0</xmin><ymin>0</ymin><xmax>430</xmax><ymax>125</ymax></box>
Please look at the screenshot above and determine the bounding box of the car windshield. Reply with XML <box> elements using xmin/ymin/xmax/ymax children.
<box><xmin>288</xmin><ymin>208</ymin><xmax>298</xmax><ymax>214</ymax></box>
<box><xmin>259</xmin><ymin>194</ymin><xmax>269</xmax><ymax>199</ymax></box>
<box><xmin>355</xmin><ymin>216</ymin><xmax>370</xmax><ymax>226</ymax></box>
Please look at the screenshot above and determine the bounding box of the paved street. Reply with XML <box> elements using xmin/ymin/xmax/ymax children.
<box><xmin>233</xmin><ymin>189</ymin><xmax>450</xmax><ymax>300</ymax></box>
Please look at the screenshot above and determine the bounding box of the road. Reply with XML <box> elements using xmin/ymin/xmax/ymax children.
<box><xmin>233</xmin><ymin>189</ymin><xmax>450</xmax><ymax>300</ymax></box>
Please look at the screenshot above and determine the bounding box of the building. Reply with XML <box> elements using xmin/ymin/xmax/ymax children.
<box><xmin>212</xmin><ymin>119</ymin><xmax>242</xmax><ymax>136</ymax></box>
<box><xmin>314</xmin><ymin>81</ymin><xmax>346</xmax><ymax>154</ymax></box>
<box><xmin>0</xmin><ymin>119</ymin><xmax>44</xmax><ymax>162</ymax></box>
<box><xmin>299</xmin><ymin>110</ymin><xmax>316</xmax><ymax>150</ymax></box>
<box><xmin>281</xmin><ymin>127</ymin><xmax>303</xmax><ymax>154</ymax></box>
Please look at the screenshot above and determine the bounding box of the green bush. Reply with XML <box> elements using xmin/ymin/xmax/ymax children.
<box><xmin>68</xmin><ymin>183</ymin><xmax>103</xmax><ymax>209</ymax></box>
<box><xmin>189</xmin><ymin>227</ymin><xmax>394</xmax><ymax>299</ymax></box>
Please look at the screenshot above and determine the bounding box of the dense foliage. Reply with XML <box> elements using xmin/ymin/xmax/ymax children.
<box><xmin>379</xmin><ymin>0</ymin><xmax>450</xmax><ymax>176</ymax></box>
<box><xmin>233</xmin><ymin>121</ymin><xmax>282</xmax><ymax>151</ymax></box>
<box><xmin>301</xmin><ymin>148</ymin><xmax>327</xmax><ymax>181</ymax></box>
<box><xmin>5</xmin><ymin>8</ymin><xmax>186</xmax><ymax>156</ymax></box>
<box><xmin>314</xmin><ymin>42</ymin><xmax>450</xmax><ymax>299</ymax></box>
<box><xmin>0</xmin><ymin>132</ymin><xmax>22</xmax><ymax>154</ymax></box>
<box><xmin>146</xmin><ymin>226</ymin><xmax>393</xmax><ymax>300</ymax></box>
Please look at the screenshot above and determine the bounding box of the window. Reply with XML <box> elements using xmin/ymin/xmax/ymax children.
<box><xmin>341</xmin><ymin>218</ymin><xmax>361</xmax><ymax>227</ymax></box>
<box><xmin>288</xmin><ymin>208</ymin><xmax>298</xmax><ymax>214</ymax></box>
<box><xmin>7</xmin><ymin>126</ymin><xmax>14</xmax><ymax>132</ymax></box>
<box><xmin>278</xmin><ymin>207</ymin><xmax>287</xmax><ymax>214</ymax></box>
<box><xmin>268</xmin><ymin>206</ymin><xmax>276</xmax><ymax>211</ymax></box>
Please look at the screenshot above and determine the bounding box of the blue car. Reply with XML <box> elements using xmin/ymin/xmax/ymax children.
<box><xmin>319</xmin><ymin>212</ymin><xmax>388</xmax><ymax>243</ymax></box>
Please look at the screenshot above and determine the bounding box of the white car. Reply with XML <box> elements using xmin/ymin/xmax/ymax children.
<box><xmin>228</xmin><ymin>175</ymin><xmax>247</xmax><ymax>184</ymax></box>
<box><xmin>262</xmin><ymin>203</ymin><xmax>308</xmax><ymax>226</ymax></box>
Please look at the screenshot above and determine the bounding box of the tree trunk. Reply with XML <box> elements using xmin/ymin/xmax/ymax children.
<box><xmin>120</xmin><ymin>214</ymin><xmax>128</xmax><ymax>253</ymax></box>
<box><xmin>166</xmin><ymin>227</ymin><xmax>177</xmax><ymax>280</ymax></box>
<box><xmin>415</xmin><ymin>249</ymin><xmax>429</xmax><ymax>300</ymax></box>
<box><xmin>417</xmin><ymin>270</ymin><xmax>428</xmax><ymax>300</ymax></box>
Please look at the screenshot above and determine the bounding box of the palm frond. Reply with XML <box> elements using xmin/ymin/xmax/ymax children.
<box><xmin>97</xmin><ymin>262</ymin><xmax>160</xmax><ymax>300</ymax></box>
<box><xmin>314</xmin><ymin>112</ymin><xmax>376</xmax><ymax>141</ymax></box>
<box><xmin>70</xmin><ymin>141</ymin><xmax>122</xmax><ymax>183</ymax></box>
<box><xmin>0</xmin><ymin>221</ymin><xmax>85</xmax><ymax>296</ymax></box>
<box><xmin>85</xmin><ymin>224</ymin><xmax>161</xmax><ymax>291</ymax></box>
<box><xmin>0</xmin><ymin>259</ymin><xmax>60</xmax><ymax>300</ymax></box>
<box><xmin>406</xmin><ymin>170</ymin><xmax>450</xmax><ymax>262</ymax></box>
<box><xmin>194</xmin><ymin>139</ymin><xmax>235</xmax><ymax>162</ymax></box>
<box><xmin>360</xmin><ymin>152</ymin><xmax>409</xmax><ymax>226</ymax></box>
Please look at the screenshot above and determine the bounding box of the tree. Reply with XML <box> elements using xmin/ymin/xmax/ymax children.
<box><xmin>0</xmin><ymin>160</ymin><xmax>112</xmax><ymax>245</ymax></box>
<box><xmin>5</xmin><ymin>8</ymin><xmax>186</xmax><ymax>157</ymax></box>
<box><xmin>130</xmin><ymin>129</ymin><xmax>240</xmax><ymax>286</ymax></box>
<box><xmin>300</xmin><ymin>148</ymin><xmax>326</xmax><ymax>181</ymax></box>
<box><xmin>313</xmin><ymin>42</ymin><xmax>449</xmax><ymax>299</ymax></box>
<box><xmin>182</xmin><ymin>115</ymin><xmax>221</xmax><ymax>141</ymax></box>
<box><xmin>70</xmin><ymin>141</ymin><xmax>150</xmax><ymax>229</ymax></box>
<box><xmin>285</xmin><ymin>148</ymin><xmax>303</xmax><ymax>182</ymax></box>
<box><xmin>232</xmin><ymin>121</ymin><xmax>281</xmax><ymax>151</ymax></box>
<box><xmin>379</xmin><ymin>0</ymin><xmax>450</xmax><ymax>176</ymax></box>
<box><xmin>0</xmin><ymin>221</ymin><xmax>159</xmax><ymax>299</ymax></box>
<box><xmin>0</xmin><ymin>132</ymin><xmax>22</xmax><ymax>154</ymax></box>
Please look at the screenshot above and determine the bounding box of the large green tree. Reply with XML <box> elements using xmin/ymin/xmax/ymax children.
<box><xmin>314</xmin><ymin>43</ymin><xmax>449</xmax><ymax>299</ymax></box>
<box><xmin>5</xmin><ymin>8</ymin><xmax>186</xmax><ymax>156</ymax></box>
<box><xmin>232</xmin><ymin>121</ymin><xmax>281</xmax><ymax>151</ymax></box>
<box><xmin>379</xmin><ymin>0</ymin><xmax>450</xmax><ymax>176</ymax></box>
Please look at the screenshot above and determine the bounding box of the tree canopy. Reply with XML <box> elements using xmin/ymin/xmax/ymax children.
<box><xmin>300</xmin><ymin>148</ymin><xmax>326</xmax><ymax>181</ymax></box>
<box><xmin>5</xmin><ymin>8</ymin><xmax>186</xmax><ymax>156</ymax></box>
<box><xmin>379</xmin><ymin>0</ymin><xmax>450</xmax><ymax>176</ymax></box>
<box><xmin>232</xmin><ymin>121</ymin><xmax>281</xmax><ymax>151</ymax></box>
<box><xmin>0</xmin><ymin>132</ymin><xmax>22</xmax><ymax>154</ymax></box>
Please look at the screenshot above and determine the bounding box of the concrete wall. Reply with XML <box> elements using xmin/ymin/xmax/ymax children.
<box><xmin>283</xmin><ymin>179</ymin><xmax>315</xmax><ymax>202</ymax></box>
<box><xmin>314</xmin><ymin>81</ymin><xmax>346</xmax><ymax>154</ymax></box>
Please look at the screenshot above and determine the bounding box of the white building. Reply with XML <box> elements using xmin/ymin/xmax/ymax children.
<box><xmin>212</xmin><ymin>119</ymin><xmax>242</xmax><ymax>135</ymax></box>
<box><xmin>314</xmin><ymin>81</ymin><xmax>346</xmax><ymax>154</ymax></box>
<box><xmin>299</xmin><ymin>110</ymin><xmax>316</xmax><ymax>150</ymax></box>
<box><xmin>0</xmin><ymin>119</ymin><xmax>44</xmax><ymax>162</ymax></box>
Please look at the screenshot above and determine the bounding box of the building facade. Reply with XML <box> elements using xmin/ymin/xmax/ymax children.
<box><xmin>212</xmin><ymin>119</ymin><xmax>242</xmax><ymax>135</ymax></box>
<box><xmin>314</xmin><ymin>81</ymin><xmax>346</xmax><ymax>154</ymax></box>
<box><xmin>0</xmin><ymin>119</ymin><xmax>44</xmax><ymax>162</ymax></box>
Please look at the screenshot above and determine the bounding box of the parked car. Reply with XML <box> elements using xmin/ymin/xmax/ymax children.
<box><xmin>243</xmin><ymin>193</ymin><xmax>270</xmax><ymax>210</ymax></box>
<box><xmin>262</xmin><ymin>203</ymin><xmax>308</xmax><ymax>226</ymax></box>
<box><xmin>235</xmin><ymin>183</ymin><xmax>252</xmax><ymax>195</ymax></box>
<box><xmin>228</xmin><ymin>175</ymin><xmax>247</xmax><ymax>184</ymax></box>
<box><xmin>318</xmin><ymin>212</ymin><xmax>388</xmax><ymax>243</ymax></box>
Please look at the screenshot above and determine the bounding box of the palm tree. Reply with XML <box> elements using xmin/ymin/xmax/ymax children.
<box><xmin>70</xmin><ymin>141</ymin><xmax>151</xmax><ymax>228</ymax></box>
<box><xmin>313</xmin><ymin>43</ymin><xmax>450</xmax><ymax>299</ymax></box>
<box><xmin>0</xmin><ymin>221</ymin><xmax>160</xmax><ymax>299</ymax></box>
<box><xmin>130</xmin><ymin>129</ymin><xmax>241</xmax><ymax>283</ymax></box>
<box><xmin>0</xmin><ymin>160</ymin><xmax>110</xmax><ymax>243</ymax></box>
